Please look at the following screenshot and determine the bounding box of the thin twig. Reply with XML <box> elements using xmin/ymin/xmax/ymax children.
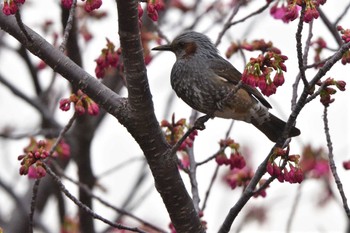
<box><xmin>303</xmin><ymin>55</ymin><xmax>333</xmax><ymax>69</ymax></box>
<box><xmin>185</xmin><ymin>1</ymin><xmax>219</xmax><ymax>31</ymax></box>
<box><xmin>303</xmin><ymin>20</ymin><xmax>313</xmax><ymax>67</ymax></box>
<box><xmin>170</xmin><ymin>115</ymin><xmax>211</xmax><ymax>156</ymax></box>
<box><xmin>0</xmin><ymin>128</ymin><xmax>60</xmax><ymax>140</ymax></box>
<box><xmin>317</xmin><ymin>7</ymin><xmax>343</xmax><ymax>46</ymax></box>
<box><xmin>293</xmin><ymin>20</ymin><xmax>321</xmax><ymax>111</ymax></box>
<box><xmin>305</xmin><ymin>82</ymin><xmax>326</xmax><ymax>104</ymax></box>
<box><xmin>218</xmin><ymin>149</ymin><xmax>273</xmax><ymax>233</ymax></box>
<box><xmin>252</xmin><ymin>155</ymin><xmax>289</xmax><ymax>196</ymax></box>
<box><xmin>323</xmin><ymin>107</ymin><xmax>350</xmax><ymax>218</ymax></box>
<box><xmin>187</xmin><ymin>109</ymin><xmax>201</xmax><ymax>213</ymax></box>
<box><xmin>0</xmin><ymin>74</ymin><xmax>58</xmax><ymax>127</ymax></box>
<box><xmin>215</xmin><ymin>0</ymin><xmax>274</xmax><ymax>47</ymax></box>
<box><xmin>220</xmin><ymin>38</ymin><xmax>350</xmax><ymax>233</ymax></box>
<box><xmin>199</xmin><ymin>121</ymin><xmax>233</xmax><ymax>212</ymax></box>
<box><xmin>15</xmin><ymin>9</ymin><xmax>31</xmax><ymax>41</ymax></box>
<box><xmin>187</xmin><ymin>147</ymin><xmax>200</xmax><ymax>212</ymax></box>
<box><xmin>291</xmin><ymin>73</ymin><xmax>301</xmax><ymax>112</ymax></box>
<box><xmin>196</xmin><ymin>148</ymin><xmax>224</xmax><ymax>166</ymax></box>
<box><xmin>215</xmin><ymin>1</ymin><xmax>242</xmax><ymax>47</ymax></box>
<box><xmin>295</xmin><ymin>4</ymin><xmax>309</xmax><ymax>87</ymax></box>
<box><xmin>334</xmin><ymin>2</ymin><xmax>350</xmax><ymax>26</ymax></box>
<box><xmin>47</xmin><ymin>0</ymin><xmax>78</xmax><ymax>94</ymax></box>
<box><xmin>49</xmin><ymin>113</ymin><xmax>76</xmax><ymax>156</ymax></box>
<box><xmin>28</xmin><ymin>179</ymin><xmax>41</xmax><ymax>233</ymax></box>
<box><xmin>200</xmin><ymin>164</ymin><xmax>219</xmax><ymax>212</ymax></box>
<box><xmin>228</xmin><ymin>0</ymin><xmax>273</xmax><ymax>27</ymax></box>
<box><xmin>27</xmin><ymin>114</ymin><xmax>76</xmax><ymax>231</ymax></box>
<box><xmin>286</xmin><ymin>183</ymin><xmax>303</xmax><ymax>233</ymax></box>
<box><xmin>44</xmin><ymin>165</ymin><xmax>148</xmax><ymax>233</ymax></box>
<box><xmin>96</xmin><ymin>157</ymin><xmax>144</xmax><ymax>179</ymax></box>
<box><xmin>308</xmin><ymin>40</ymin><xmax>350</xmax><ymax>87</ymax></box>
<box><xmin>50</xmin><ymin>162</ymin><xmax>166</xmax><ymax>233</ymax></box>
<box><xmin>59</xmin><ymin>0</ymin><xmax>77</xmax><ymax>52</ymax></box>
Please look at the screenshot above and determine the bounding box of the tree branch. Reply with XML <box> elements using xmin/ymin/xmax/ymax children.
<box><xmin>323</xmin><ymin>107</ymin><xmax>350</xmax><ymax>218</ymax></box>
<box><xmin>44</xmin><ymin>165</ymin><xmax>147</xmax><ymax>233</ymax></box>
<box><xmin>0</xmin><ymin>12</ymin><xmax>128</xmax><ymax>119</ymax></box>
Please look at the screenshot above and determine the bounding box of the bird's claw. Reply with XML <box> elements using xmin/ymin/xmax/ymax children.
<box><xmin>194</xmin><ymin>115</ymin><xmax>211</xmax><ymax>130</ymax></box>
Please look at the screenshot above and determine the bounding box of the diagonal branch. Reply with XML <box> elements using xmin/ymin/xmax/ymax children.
<box><xmin>323</xmin><ymin>107</ymin><xmax>350</xmax><ymax>218</ymax></box>
<box><xmin>45</xmin><ymin>165</ymin><xmax>147</xmax><ymax>233</ymax></box>
<box><xmin>0</xmin><ymin>12</ymin><xmax>128</xmax><ymax>120</ymax></box>
<box><xmin>218</xmin><ymin>31</ymin><xmax>350</xmax><ymax>233</ymax></box>
<box><xmin>0</xmin><ymin>73</ymin><xmax>59</xmax><ymax>128</ymax></box>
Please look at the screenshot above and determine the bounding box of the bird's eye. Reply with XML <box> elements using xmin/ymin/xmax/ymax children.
<box><xmin>178</xmin><ymin>42</ymin><xmax>186</xmax><ymax>48</ymax></box>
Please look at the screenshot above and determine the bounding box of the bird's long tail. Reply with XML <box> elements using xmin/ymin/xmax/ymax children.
<box><xmin>251</xmin><ymin>113</ymin><xmax>300</xmax><ymax>142</ymax></box>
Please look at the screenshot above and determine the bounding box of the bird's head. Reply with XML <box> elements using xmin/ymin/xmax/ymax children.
<box><xmin>152</xmin><ymin>31</ymin><xmax>219</xmax><ymax>59</ymax></box>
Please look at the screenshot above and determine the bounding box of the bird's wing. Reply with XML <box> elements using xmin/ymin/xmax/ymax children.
<box><xmin>208</xmin><ymin>58</ymin><xmax>272</xmax><ymax>108</ymax></box>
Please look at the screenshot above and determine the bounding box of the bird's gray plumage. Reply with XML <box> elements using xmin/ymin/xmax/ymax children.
<box><xmin>152</xmin><ymin>31</ymin><xmax>300</xmax><ymax>142</ymax></box>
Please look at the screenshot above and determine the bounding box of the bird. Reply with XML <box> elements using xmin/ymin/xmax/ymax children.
<box><xmin>152</xmin><ymin>31</ymin><xmax>300</xmax><ymax>142</ymax></box>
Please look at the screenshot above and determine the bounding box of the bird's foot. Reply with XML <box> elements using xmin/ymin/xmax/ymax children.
<box><xmin>194</xmin><ymin>115</ymin><xmax>212</xmax><ymax>130</ymax></box>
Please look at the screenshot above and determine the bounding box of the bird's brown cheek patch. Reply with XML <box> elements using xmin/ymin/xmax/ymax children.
<box><xmin>185</xmin><ymin>42</ymin><xmax>197</xmax><ymax>56</ymax></box>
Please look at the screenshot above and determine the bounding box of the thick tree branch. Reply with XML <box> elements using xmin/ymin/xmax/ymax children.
<box><xmin>0</xmin><ymin>13</ymin><xmax>128</xmax><ymax>119</ymax></box>
<box><xmin>115</xmin><ymin>1</ymin><xmax>205</xmax><ymax>232</ymax></box>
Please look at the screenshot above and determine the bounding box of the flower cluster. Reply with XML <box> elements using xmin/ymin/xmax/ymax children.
<box><xmin>61</xmin><ymin>0</ymin><xmax>73</xmax><ymax>9</ymax></box>
<box><xmin>59</xmin><ymin>89</ymin><xmax>100</xmax><ymax>116</ymax></box>
<box><xmin>267</xmin><ymin>147</ymin><xmax>303</xmax><ymax>184</ymax></box>
<box><xmin>337</xmin><ymin>26</ymin><xmax>350</xmax><ymax>65</ymax></box>
<box><xmin>311</xmin><ymin>37</ymin><xmax>327</xmax><ymax>67</ymax></box>
<box><xmin>316</xmin><ymin>77</ymin><xmax>346</xmax><ymax>107</ymax></box>
<box><xmin>54</xmin><ymin>139</ymin><xmax>71</xmax><ymax>159</ymax></box>
<box><xmin>161</xmin><ymin>114</ymin><xmax>198</xmax><ymax>169</ymax></box>
<box><xmin>299</xmin><ymin>145</ymin><xmax>330</xmax><ymax>178</ymax></box>
<box><xmin>215</xmin><ymin>138</ymin><xmax>246</xmax><ymax>170</ymax></box>
<box><xmin>269</xmin><ymin>0</ymin><xmax>326</xmax><ymax>23</ymax></box>
<box><xmin>18</xmin><ymin>139</ymin><xmax>49</xmax><ymax>178</ymax></box>
<box><xmin>76</xmin><ymin>5</ymin><xmax>107</xmax><ymax>43</ymax></box>
<box><xmin>2</xmin><ymin>0</ymin><xmax>25</xmax><ymax>15</ymax></box>
<box><xmin>231</xmin><ymin>40</ymin><xmax>287</xmax><ymax>96</ymax></box>
<box><xmin>84</xmin><ymin>0</ymin><xmax>102</xmax><ymax>12</ymax></box>
<box><xmin>61</xmin><ymin>0</ymin><xmax>102</xmax><ymax>12</ymax></box>
<box><xmin>224</xmin><ymin>165</ymin><xmax>268</xmax><ymax>198</ymax></box>
<box><xmin>18</xmin><ymin>138</ymin><xmax>70</xmax><ymax>179</ymax></box>
<box><xmin>300</xmin><ymin>145</ymin><xmax>337</xmax><ymax>206</ymax></box>
<box><xmin>225</xmin><ymin>166</ymin><xmax>252</xmax><ymax>189</ymax></box>
<box><xmin>161</xmin><ymin>114</ymin><xmax>197</xmax><ymax>149</ymax></box>
<box><xmin>215</xmin><ymin>140</ymin><xmax>268</xmax><ymax>197</ymax></box>
<box><xmin>146</xmin><ymin>0</ymin><xmax>164</xmax><ymax>21</ymax></box>
<box><xmin>95</xmin><ymin>39</ymin><xmax>122</xmax><ymax>78</ymax></box>
<box><xmin>338</xmin><ymin>25</ymin><xmax>350</xmax><ymax>43</ymax></box>
<box><xmin>137</xmin><ymin>0</ymin><xmax>165</xmax><ymax>24</ymax></box>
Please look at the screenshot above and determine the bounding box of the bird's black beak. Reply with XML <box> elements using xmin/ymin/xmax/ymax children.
<box><xmin>152</xmin><ymin>44</ymin><xmax>173</xmax><ymax>51</ymax></box>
